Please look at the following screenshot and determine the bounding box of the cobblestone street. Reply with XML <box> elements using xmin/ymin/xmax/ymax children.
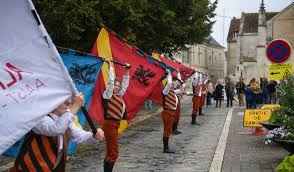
<box><xmin>66</xmin><ymin>96</ymin><xmax>229</xmax><ymax>172</ymax></box>
<box><xmin>0</xmin><ymin>98</ymin><xmax>290</xmax><ymax>172</ymax></box>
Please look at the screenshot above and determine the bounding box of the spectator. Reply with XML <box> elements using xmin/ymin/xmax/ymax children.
<box><xmin>225</xmin><ymin>78</ymin><xmax>235</xmax><ymax>107</ymax></box>
<box><xmin>261</xmin><ymin>78</ymin><xmax>270</xmax><ymax>104</ymax></box>
<box><xmin>214</xmin><ymin>79</ymin><xmax>223</xmax><ymax>108</ymax></box>
<box><xmin>144</xmin><ymin>99</ymin><xmax>152</xmax><ymax>109</ymax></box>
<box><xmin>268</xmin><ymin>80</ymin><xmax>278</xmax><ymax>104</ymax></box>
<box><xmin>236</xmin><ymin>77</ymin><xmax>246</xmax><ymax>107</ymax></box>
<box><xmin>249</xmin><ymin>78</ymin><xmax>261</xmax><ymax>109</ymax></box>
<box><xmin>245</xmin><ymin>84</ymin><xmax>254</xmax><ymax>109</ymax></box>
<box><xmin>206</xmin><ymin>80</ymin><xmax>214</xmax><ymax>106</ymax></box>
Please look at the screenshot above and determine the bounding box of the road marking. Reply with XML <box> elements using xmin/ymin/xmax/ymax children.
<box><xmin>209</xmin><ymin>107</ymin><xmax>234</xmax><ymax>172</ymax></box>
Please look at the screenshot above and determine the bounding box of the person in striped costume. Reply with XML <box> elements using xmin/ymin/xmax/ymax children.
<box><xmin>102</xmin><ymin>59</ymin><xmax>130</xmax><ymax>172</ymax></box>
<box><xmin>10</xmin><ymin>93</ymin><xmax>105</xmax><ymax>172</ymax></box>
<box><xmin>161</xmin><ymin>70</ymin><xmax>181</xmax><ymax>153</ymax></box>
<box><xmin>199</xmin><ymin>75</ymin><xmax>208</xmax><ymax>116</ymax></box>
<box><xmin>191</xmin><ymin>73</ymin><xmax>202</xmax><ymax>125</ymax></box>
<box><xmin>172</xmin><ymin>71</ymin><xmax>184</xmax><ymax>135</ymax></box>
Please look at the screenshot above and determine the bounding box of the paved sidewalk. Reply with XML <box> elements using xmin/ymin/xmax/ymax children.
<box><xmin>221</xmin><ymin>107</ymin><xmax>289</xmax><ymax>172</ymax></box>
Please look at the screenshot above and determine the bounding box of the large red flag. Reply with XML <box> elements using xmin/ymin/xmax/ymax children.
<box><xmin>150</xmin><ymin>53</ymin><xmax>195</xmax><ymax>105</ymax></box>
<box><xmin>149</xmin><ymin>53</ymin><xmax>167</xmax><ymax>105</ymax></box>
<box><xmin>89</xmin><ymin>28</ymin><xmax>166</xmax><ymax>130</ymax></box>
<box><xmin>159</xmin><ymin>56</ymin><xmax>195</xmax><ymax>81</ymax></box>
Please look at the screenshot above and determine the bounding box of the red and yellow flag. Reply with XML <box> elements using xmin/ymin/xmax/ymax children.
<box><xmin>149</xmin><ymin>53</ymin><xmax>195</xmax><ymax>105</ymax></box>
<box><xmin>149</xmin><ymin>53</ymin><xmax>167</xmax><ymax>105</ymax></box>
<box><xmin>159</xmin><ymin>56</ymin><xmax>195</xmax><ymax>81</ymax></box>
<box><xmin>89</xmin><ymin>28</ymin><xmax>166</xmax><ymax>131</ymax></box>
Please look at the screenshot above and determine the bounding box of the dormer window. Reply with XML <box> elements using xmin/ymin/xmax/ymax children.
<box><xmin>232</xmin><ymin>31</ymin><xmax>238</xmax><ymax>39</ymax></box>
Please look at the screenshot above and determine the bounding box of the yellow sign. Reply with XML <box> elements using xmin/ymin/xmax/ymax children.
<box><xmin>268</xmin><ymin>63</ymin><xmax>292</xmax><ymax>81</ymax></box>
<box><xmin>260</xmin><ymin>104</ymin><xmax>280</xmax><ymax>110</ymax></box>
<box><xmin>243</xmin><ymin>110</ymin><xmax>272</xmax><ymax>127</ymax></box>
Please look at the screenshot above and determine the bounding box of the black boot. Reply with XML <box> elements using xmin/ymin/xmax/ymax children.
<box><xmin>172</xmin><ymin>122</ymin><xmax>182</xmax><ymax>134</ymax></box>
<box><xmin>199</xmin><ymin>107</ymin><xmax>205</xmax><ymax>115</ymax></box>
<box><xmin>191</xmin><ymin>116</ymin><xmax>196</xmax><ymax>125</ymax></box>
<box><xmin>163</xmin><ymin>137</ymin><xmax>175</xmax><ymax>153</ymax></box>
<box><xmin>195</xmin><ymin>116</ymin><xmax>201</xmax><ymax>125</ymax></box>
<box><xmin>104</xmin><ymin>160</ymin><xmax>114</xmax><ymax>172</ymax></box>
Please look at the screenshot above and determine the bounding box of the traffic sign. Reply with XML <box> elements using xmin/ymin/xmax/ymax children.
<box><xmin>266</xmin><ymin>39</ymin><xmax>292</xmax><ymax>64</ymax></box>
<box><xmin>268</xmin><ymin>63</ymin><xmax>292</xmax><ymax>80</ymax></box>
<box><xmin>243</xmin><ymin>110</ymin><xmax>271</xmax><ymax>127</ymax></box>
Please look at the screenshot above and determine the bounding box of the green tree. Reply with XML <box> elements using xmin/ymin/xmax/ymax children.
<box><xmin>34</xmin><ymin>0</ymin><xmax>217</xmax><ymax>54</ymax></box>
<box><xmin>33</xmin><ymin>0</ymin><xmax>102</xmax><ymax>52</ymax></box>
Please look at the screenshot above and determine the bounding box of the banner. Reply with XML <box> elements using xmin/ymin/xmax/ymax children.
<box><xmin>89</xmin><ymin>28</ymin><xmax>166</xmax><ymax>128</ymax></box>
<box><xmin>159</xmin><ymin>55</ymin><xmax>195</xmax><ymax>81</ymax></box>
<box><xmin>60</xmin><ymin>51</ymin><xmax>103</xmax><ymax>156</ymax></box>
<box><xmin>149</xmin><ymin>53</ymin><xmax>177</xmax><ymax>105</ymax></box>
<box><xmin>0</xmin><ymin>0</ymin><xmax>75</xmax><ymax>154</ymax></box>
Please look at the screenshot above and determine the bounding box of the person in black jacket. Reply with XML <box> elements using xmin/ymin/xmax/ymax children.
<box><xmin>236</xmin><ymin>77</ymin><xmax>246</xmax><ymax>107</ymax></box>
<box><xmin>214</xmin><ymin>79</ymin><xmax>223</xmax><ymax>108</ymax></box>
<box><xmin>268</xmin><ymin>80</ymin><xmax>278</xmax><ymax>104</ymax></box>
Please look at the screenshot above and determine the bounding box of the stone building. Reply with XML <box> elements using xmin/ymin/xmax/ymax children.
<box><xmin>226</xmin><ymin>1</ymin><xmax>294</xmax><ymax>84</ymax></box>
<box><xmin>173</xmin><ymin>36</ymin><xmax>226</xmax><ymax>85</ymax></box>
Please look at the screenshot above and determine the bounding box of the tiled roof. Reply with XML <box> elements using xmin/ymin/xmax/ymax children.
<box><xmin>205</xmin><ymin>36</ymin><xmax>224</xmax><ymax>48</ymax></box>
<box><xmin>227</xmin><ymin>18</ymin><xmax>240</xmax><ymax>42</ymax></box>
<box><xmin>243</xmin><ymin>12</ymin><xmax>279</xmax><ymax>33</ymax></box>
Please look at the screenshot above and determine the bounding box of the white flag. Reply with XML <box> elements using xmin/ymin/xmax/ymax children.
<box><xmin>0</xmin><ymin>0</ymin><xmax>76</xmax><ymax>153</ymax></box>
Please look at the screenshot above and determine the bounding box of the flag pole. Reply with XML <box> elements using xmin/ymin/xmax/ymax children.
<box><xmin>26</xmin><ymin>0</ymin><xmax>100</xmax><ymax>136</ymax></box>
<box><xmin>81</xmin><ymin>106</ymin><xmax>97</xmax><ymax>135</ymax></box>
<box><xmin>56</xmin><ymin>46</ymin><xmax>133</xmax><ymax>134</ymax></box>
<box><xmin>99</xmin><ymin>24</ymin><xmax>152</xmax><ymax>60</ymax></box>
<box><xmin>56</xmin><ymin>46</ymin><xmax>127</xmax><ymax>67</ymax></box>
<box><xmin>100</xmin><ymin>24</ymin><xmax>184</xmax><ymax>66</ymax></box>
<box><xmin>99</xmin><ymin>24</ymin><xmax>171</xmax><ymax>70</ymax></box>
<box><xmin>99</xmin><ymin>24</ymin><xmax>188</xmax><ymax>81</ymax></box>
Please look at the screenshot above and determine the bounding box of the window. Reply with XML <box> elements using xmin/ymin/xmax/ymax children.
<box><xmin>182</xmin><ymin>50</ymin><xmax>189</xmax><ymax>63</ymax></box>
<box><xmin>198</xmin><ymin>47</ymin><xmax>201</xmax><ymax>65</ymax></box>
<box><xmin>212</xmin><ymin>51</ymin><xmax>214</xmax><ymax>66</ymax></box>
<box><xmin>232</xmin><ymin>31</ymin><xmax>238</xmax><ymax>39</ymax></box>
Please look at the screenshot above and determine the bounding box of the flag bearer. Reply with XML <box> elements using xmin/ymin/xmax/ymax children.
<box><xmin>191</xmin><ymin>73</ymin><xmax>202</xmax><ymax>125</ymax></box>
<box><xmin>102</xmin><ymin>59</ymin><xmax>130</xmax><ymax>172</ymax></box>
<box><xmin>10</xmin><ymin>93</ymin><xmax>105</xmax><ymax>172</ymax></box>
<box><xmin>161</xmin><ymin>70</ymin><xmax>181</xmax><ymax>153</ymax></box>
<box><xmin>199</xmin><ymin>74</ymin><xmax>208</xmax><ymax>116</ymax></box>
<box><xmin>172</xmin><ymin>71</ymin><xmax>184</xmax><ymax>135</ymax></box>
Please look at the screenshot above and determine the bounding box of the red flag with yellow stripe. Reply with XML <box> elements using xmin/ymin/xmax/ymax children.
<box><xmin>159</xmin><ymin>55</ymin><xmax>195</xmax><ymax>81</ymax></box>
<box><xmin>149</xmin><ymin>53</ymin><xmax>195</xmax><ymax>105</ymax></box>
<box><xmin>149</xmin><ymin>53</ymin><xmax>167</xmax><ymax>105</ymax></box>
<box><xmin>89</xmin><ymin>28</ymin><xmax>166</xmax><ymax>132</ymax></box>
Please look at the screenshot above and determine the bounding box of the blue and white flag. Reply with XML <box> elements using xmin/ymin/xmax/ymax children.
<box><xmin>61</xmin><ymin>51</ymin><xmax>103</xmax><ymax>155</ymax></box>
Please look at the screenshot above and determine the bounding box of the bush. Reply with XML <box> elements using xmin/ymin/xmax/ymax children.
<box><xmin>269</xmin><ymin>75</ymin><xmax>294</xmax><ymax>133</ymax></box>
<box><xmin>276</xmin><ymin>155</ymin><xmax>294</xmax><ymax>172</ymax></box>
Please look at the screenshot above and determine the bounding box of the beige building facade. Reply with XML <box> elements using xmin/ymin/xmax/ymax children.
<box><xmin>270</xmin><ymin>3</ymin><xmax>294</xmax><ymax>68</ymax></box>
<box><xmin>173</xmin><ymin>36</ymin><xmax>226</xmax><ymax>85</ymax></box>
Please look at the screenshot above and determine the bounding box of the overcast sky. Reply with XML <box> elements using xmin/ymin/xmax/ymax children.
<box><xmin>210</xmin><ymin>0</ymin><xmax>293</xmax><ymax>49</ymax></box>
